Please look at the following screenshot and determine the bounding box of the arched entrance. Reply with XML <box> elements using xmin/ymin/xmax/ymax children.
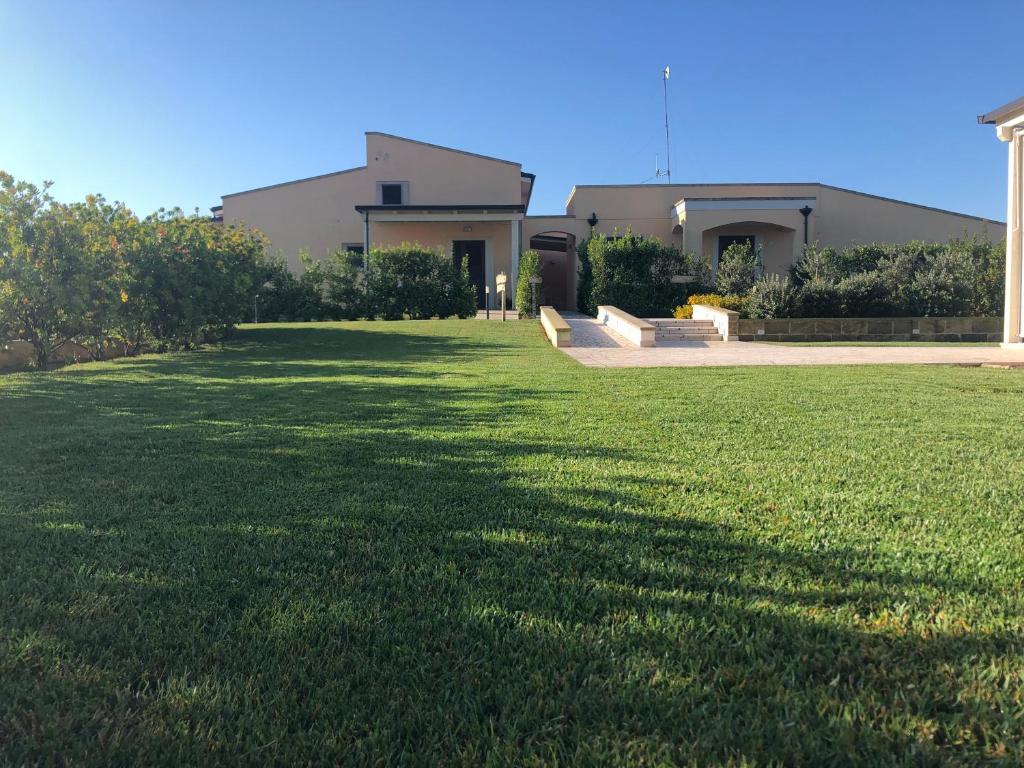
<box><xmin>700</xmin><ymin>221</ymin><xmax>798</xmax><ymax>276</ymax></box>
<box><xmin>528</xmin><ymin>231</ymin><xmax>577</xmax><ymax>310</ymax></box>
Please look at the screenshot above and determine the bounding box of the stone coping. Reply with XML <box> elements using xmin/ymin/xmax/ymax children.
<box><xmin>596</xmin><ymin>306</ymin><xmax>655</xmax><ymax>347</ymax></box>
<box><xmin>691</xmin><ymin>304</ymin><xmax>739</xmax><ymax>341</ymax></box>
<box><xmin>738</xmin><ymin>316</ymin><xmax>1001</xmax><ymax>342</ymax></box>
<box><xmin>539</xmin><ymin>306</ymin><xmax>571</xmax><ymax>348</ymax></box>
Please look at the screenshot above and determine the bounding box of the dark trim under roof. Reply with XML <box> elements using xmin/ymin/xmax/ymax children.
<box><xmin>354</xmin><ymin>204</ymin><xmax>526</xmax><ymax>213</ymax></box>
<box><xmin>978</xmin><ymin>96</ymin><xmax>1024</xmax><ymax>125</ymax></box>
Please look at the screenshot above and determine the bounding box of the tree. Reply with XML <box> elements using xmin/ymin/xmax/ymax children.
<box><xmin>0</xmin><ymin>173</ymin><xmax>106</xmax><ymax>368</ymax></box>
<box><xmin>585</xmin><ymin>230</ymin><xmax>690</xmax><ymax>317</ymax></box>
<box><xmin>715</xmin><ymin>240</ymin><xmax>760</xmax><ymax>295</ymax></box>
<box><xmin>515</xmin><ymin>250</ymin><xmax>541</xmax><ymax>317</ymax></box>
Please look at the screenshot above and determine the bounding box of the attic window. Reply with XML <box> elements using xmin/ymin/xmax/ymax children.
<box><xmin>380</xmin><ymin>183</ymin><xmax>404</xmax><ymax>205</ymax></box>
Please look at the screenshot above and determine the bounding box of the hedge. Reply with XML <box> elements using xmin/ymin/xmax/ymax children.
<box><xmin>578</xmin><ymin>231</ymin><xmax>709</xmax><ymax>317</ymax></box>
<box><xmin>515</xmin><ymin>250</ymin><xmax>541</xmax><ymax>317</ymax></box>
<box><xmin>263</xmin><ymin>244</ymin><xmax>477</xmax><ymax>322</ymax></box>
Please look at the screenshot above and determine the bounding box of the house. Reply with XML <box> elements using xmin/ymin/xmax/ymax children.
<box><xmin>979</xmin><ymin>96</ymin><xmax>1024</xmax><ymax>346</ymax></box>
<box><xmin>216</xmin><ymin>132</ymin><xmax>1004</xmax><ymax>311</ymax></box>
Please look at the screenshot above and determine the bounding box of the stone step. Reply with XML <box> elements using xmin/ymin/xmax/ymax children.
<box><xmin>655</xmin><ymin>330</ymin><xmax>724</xmax><ymax>340</ymax></box>
<box><xmin>647</xmin><ymin>321</ymin><xmax>718</xmax><ymax>329</ymax></box>
<box><xmin>655</xmin><ymin>326</ymin><xmax>721</xmax><ymax>334</ymax></box>
<box><xmin>655</xmin><ymin>334</ymin><xmax>724</xmax><ymax>342</ymax></box>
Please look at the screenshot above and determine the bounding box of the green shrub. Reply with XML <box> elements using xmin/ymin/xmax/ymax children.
<box><xmin>790</xmin><ymin>245</ymin><xmax>845</xmax><ymax>286</ymax></box>
<box><xmin>746</xmin><ymin>274</ymin><xmax>797</xmax><ymax>319</ymax></box>
<box><xmin>837</xmin><ymin>271</ymin><xmax>891</xmax><ymax>317</ymax></box>
<box><xmin>585</xmin><ymin>230</ymin><xmax>691</xmax><ymax>317</ymax></box>
<box><xmin>515</xmin><ymin>250</ymin><xmax>541</xmax><ymax>317</ymax></box>
<box><xmin>0</xmin><ymin>171</ymin><xmax>269</xmax><ymax>367</ymax></box>
<box><xmin>365</xmin><ymin>244</ymin><xmax>475</xmax><ymax>320</ymax></box>
<box><xmin>258</xmin><ymin>252</ymin><xmax>330</xmax><ymax>323</ymax></box>
<box><xmin>575</xmin><ymin>237</ymin><xmax>594</xmax><ymax>315</ymax></box>
<box><xmin>793</xmin><ymin>278</ymin><xmax>841</xmax><ymax>317</ymax></box>
<box><xmin>716</xmin><ymin>241</ymin><xmax>760</xmax><ymax>295</ymax></box>
<box><xmin>324</xmin><ymin>249</ymin><xmax>367</xmax><ymax>320</ymax></box>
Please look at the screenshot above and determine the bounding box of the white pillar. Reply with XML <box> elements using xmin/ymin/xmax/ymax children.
<box><xmin>510</xmin><ymin>220</ymin><xmax>521</xmax><ymax>308</ymax></box>
<box><xmin>1004</xmin><ymin>130</ymin><xmax>1023</xmax><ymax>345</ymax></box>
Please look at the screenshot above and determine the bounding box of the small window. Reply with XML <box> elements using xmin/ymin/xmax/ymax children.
<box><xmin>380</xmin><ymin>184</ymin><xmax>403</xmax><ymax>205</ymax></box>
<box><xmin>342</xmin><ymin>243</ymin><xmax>364</xmax><ymax>255</ymax></box>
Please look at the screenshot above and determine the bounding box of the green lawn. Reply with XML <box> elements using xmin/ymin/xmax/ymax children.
<box><xmin>3</xmin><ymin>320</ymin><xmax>1024</xmax><ymax>765</ymax></box>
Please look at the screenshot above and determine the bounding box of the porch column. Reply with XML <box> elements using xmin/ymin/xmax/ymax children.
<box><xmin>1004</xmin><ymin>128</ymin><xmax>1024</xmax><ymax>345</ymax></box>
<box><xmin>510</xmin><ymin>220</ymin><xmax>521</xmax><ymax>307</ymax></box>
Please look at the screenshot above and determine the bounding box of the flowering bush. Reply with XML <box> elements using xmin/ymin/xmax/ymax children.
<box><xmin>686</xmin><ymin>293</ymin><xmax>748</xmax><ymax>313</ymax></box>
<box><xmin>0</xmin><ymin>171</ymin><xmax>268</xmax><ymax>368</ymax></box>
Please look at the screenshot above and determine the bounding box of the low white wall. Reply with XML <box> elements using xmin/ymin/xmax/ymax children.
<box><xmin>692</xmin><ymin>304</ymin><xmax>739</xmax><ymax>341</ymax></box>
<box><xmin>539</xmin><ymin>306</ymin><xmax>571</xmax><ymax>348</ymax></box>
<box><xmin>596</xmin><ymin>305</ymin><xmax>655</xmax><ymax>347</ymax></box>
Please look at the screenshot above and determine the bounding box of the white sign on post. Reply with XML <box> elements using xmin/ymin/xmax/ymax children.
<box><xmin>495</xmin><ymin>272</ymin><xmax>507</xmax><ymax>321</ymax></box>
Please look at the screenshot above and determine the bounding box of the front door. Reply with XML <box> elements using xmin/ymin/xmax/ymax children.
<box><xmin>453</xmin><ymin>240</ymin><xmax>486</xmax><ymax>309</ymax></box>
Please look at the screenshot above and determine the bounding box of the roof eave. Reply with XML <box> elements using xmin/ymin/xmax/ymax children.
<box><xmin>978</xmin><ymin>95</ymin><xmax>1024</xmax><ymax>125</ymax></box>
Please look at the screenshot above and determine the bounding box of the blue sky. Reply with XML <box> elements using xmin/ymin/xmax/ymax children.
<box><xmin>2</xmin><ymin>1</ymin><xmax>1020</xmax><ymax>220</ymax></box>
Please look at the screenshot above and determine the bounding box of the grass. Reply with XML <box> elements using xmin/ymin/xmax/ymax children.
<box><xmin>2</xmin><ymin>320</ymin><xmax>1024</xmax><ymax>765</ymax></box>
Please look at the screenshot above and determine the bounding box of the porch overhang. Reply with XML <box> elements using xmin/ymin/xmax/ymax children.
<box><xmin>355</xmin><ymin>204</ymin><xmax>525</xmax><ymax>223</ymax></box>
<box><xmin>672</xmin><ymin>196</ymin><xmax>817</xmax><ymax>221</ymax></box>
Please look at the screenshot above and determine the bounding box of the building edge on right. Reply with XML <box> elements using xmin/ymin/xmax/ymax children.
<box><xmin>979</xmin><ymin>96</ymin><xmax>1024</xmax><ymax>346</ymax></box>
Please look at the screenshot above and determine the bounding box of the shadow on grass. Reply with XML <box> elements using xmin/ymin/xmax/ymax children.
<box><xmin>0</xmin><ymin>323</ymin><xmax>1019</xmax><ymax>764</ymax></box>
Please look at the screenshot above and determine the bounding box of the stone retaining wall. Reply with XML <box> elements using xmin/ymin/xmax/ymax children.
<box><xmin>738</xmin><ymin>317</ymin><xmax>1001</xmax><ymax>342</ymax></box>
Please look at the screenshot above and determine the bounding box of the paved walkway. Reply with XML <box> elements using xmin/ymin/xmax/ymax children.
<box><xmin>562</xmin><ymin>317</ymin><xmax>1024</xmax><ymax>368</ymax></box>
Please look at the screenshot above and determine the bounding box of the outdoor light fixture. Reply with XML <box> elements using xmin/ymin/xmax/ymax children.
<box><xmin>586</xmin><ymin>212</ymin><xmax>598</xmax><ymax>228</ymax></box>
<box><xmin>463</xmin><ymin>225</ymin><xmax>473</xmax><ymax>232</ymax></box>
<box><xmin>799</xmin><ymin>205</ymin><xmax>814</xmax><ymax>245</ymax></box>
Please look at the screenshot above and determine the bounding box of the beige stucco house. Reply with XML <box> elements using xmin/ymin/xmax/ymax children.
<box><xmin>217</xmin><ymin>132</ymin><xmax>1004</xmax><ymax>311</ymax></box>
<box><xmin>979</xmin><ymin>97</ymin><xmax>1024</xmax><ymax>346</ymax></box>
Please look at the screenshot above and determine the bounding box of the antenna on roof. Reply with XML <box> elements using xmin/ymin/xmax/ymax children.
<box><xmin>656</xmin><ymin>66</ymin><xmax>671</xmax><ymax>184</ymax></box>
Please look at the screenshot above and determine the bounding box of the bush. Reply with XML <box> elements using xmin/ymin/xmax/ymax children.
<box><xmin>575</xmin><ymin>237</ymin><xmax>594</xmax><ymax>316</ymax></box>
<box><xmin>686</xmin><ymin>293</ymin><xmax>748</xmax><ymax>313</ymax></box>
<box><xmin>365</xmin><ymin>244</ymin><xmax>475</xmax><ymax>320</ymax></box>
<box><xmin>0</xmin><ymin>172</ymin><xmax>268</xmax><ymax>368</ymax></box>
<box><xmin>746</xmin><ymin>274</ymin><xmax>797</xmax><ymax>319</ymax></box>
<box><xmin>837</xmin><ymin>271</ymin><xmax>891</xmax><ymax>317</ymax></box>
<box><xmin>716</xmin><ymin>241</ymin><xmax>760</xmax><ymax>295</ymax></box>
<box><xmin>585</xmin><ymin>230</ymin><xmax>692</xmax><ymax>317</ymax></box>
<box><xmin>324</xmin><ymin>249</ymin><xmax>367</xmax><ymax>320</ymax></box>
<box><xmin>515</xmin><ymin>250</ymin><xmax>541</xmax><ymax>317</ymax></box>
<box><xmin>793</xmin><ymin>278</ymin><xmax>841</xmax><ymax>317</ymax></box>
<box><xmin>790</xmin><ymin>245</ymin><xmax>845</xmax><ymax>286</ymax></box>
<box><xmin>258</xmin><ymin>252</ymin><xmax>330</xmax><ymax>323</ymax></box>
<box><xmin>673</xmin><ymin>304</ymin><xmax>693</xmax><ymax>319</ymax></box>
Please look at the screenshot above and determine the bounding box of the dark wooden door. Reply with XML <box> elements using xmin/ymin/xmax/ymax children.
<box><xmin>453</xmin><ymin>240</ymin><xmax>486</xmax><ymax>309</ymax></box>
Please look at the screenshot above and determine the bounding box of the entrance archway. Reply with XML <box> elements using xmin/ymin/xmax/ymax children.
<box><xmin>528</xmin><ymin>231</ymin><xmax>577</xmax><ymax>310</ymax></box>
<box><xmin>700</xmin><ymin>221</ymin><xmax>798</xmax><ymax>276</ymax></box>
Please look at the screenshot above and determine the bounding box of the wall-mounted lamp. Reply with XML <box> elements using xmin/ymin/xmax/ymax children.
<box><xmin>586</xmin><ymin>212</ymin><xmax>599</xmax><ymax>228</ymax></box>
<box><xmin>798</xmin><ymin>205</ymin><xmax>814</xmax><ymax>245</ymax></box>
<box><xmin>463</xmin><ymin>225</ymin><xmax>473</xmax><ymax>232</ymax></box>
